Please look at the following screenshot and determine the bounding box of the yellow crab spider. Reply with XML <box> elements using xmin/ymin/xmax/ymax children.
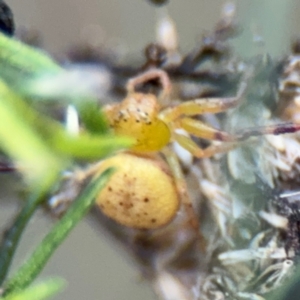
<box><xmin>104</xmin><ymin>69</ymin><xmax>300</xmax><ymax>159</ymax></box>
<box><xmin>93</xmin><ymin>68</ymin><xmax>249</xmax><ymax>231</ymax></box>
<box><xmin>51</xmin><ymin>68</ymin><xmax>300</xmax><ymax>231</ymax></box>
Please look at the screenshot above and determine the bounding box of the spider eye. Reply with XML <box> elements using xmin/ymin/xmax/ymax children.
<box><xmin>0</xmin><ymin>0</ymin><xmax>14</xmax><ymax>36</ymax></box>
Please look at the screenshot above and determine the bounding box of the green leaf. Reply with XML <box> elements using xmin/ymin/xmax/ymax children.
<box><xmin>1</xmin><ymin>278</ymin><xmax>65</xmax><ymax>300</ymax></box>
<box><xmin>3</xmin><ymin>168</ymin><xmax>114</xmax><ymax>295</ymax></box>
<box><xmin>0</xmin><ymin>33</ymin><xmax>61</xmax><ymax>85</ymax></box>
<box><xmin>78</xmin><ymin>101</ymin><xmax>109</xmax><ymax>134</ymax></box>
<box><xmin>52</xmin><ymin>131</ymin><xmax>133</xmax><ymax>160</ymax></box>
<box><xmin>0</xmin><ymin>77</ymin><xmax>131</xmax><ymax>165</ymax></box>
<box><xmin>0</xmin><ymin>191</ymin><xmax>50</xmax><ymax>286</ymax></box>
<box><xmin>0</xmin><ymin>79</ymin><xmax>62</xmax><ymax>190</ymax></box>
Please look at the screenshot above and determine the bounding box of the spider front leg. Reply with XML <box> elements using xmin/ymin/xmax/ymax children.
<box><xmin>235</xmin><ymin>122</ymin><xmax>300</xmax><ymax>140</ymax></box>
<box><xmin>173</xmin><ymin>131</ymin><xmax>237</xmax><ymax>158</ymax></box>
<box><xmin>126</xmin><ymin>68</ymin><xmax>172</xmax><ymax>104</ymax></box>
<box><xmin>172</xmin><ymin>119</ymin><xmax>300</xmax><ymax>159</ymax></box>
<box><xmin>159</xmin><ymin>89</ymin><xmax>247</xmax><ymax>158</ymax></box>
<box><xmin>160</xmin><ymin>79</ymin><xmax>247</xmax><ymax>122</ymax></box>
<box><xmin>160</xmin><ymin>80</ymin><xmax>300</xmax><ymax>158</ymax></box>
<box><xmin>174</xmin><ymin>117</ymin><xmax>236</xmax><ymax>142</ymax></box>
<box><xmin>174</xmin><ymin>116</ymin><xmax>300</xmax><ymax>143</ymax></box>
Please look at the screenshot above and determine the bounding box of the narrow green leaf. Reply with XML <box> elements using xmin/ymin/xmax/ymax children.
<box><xmin>1</xmin><ymin>278</ymin><xmax>65</xmax><ymax>300</ymax></box>
<box><xmin>78</xmin><ymin>101</ymin><xmax>109</xmax><ymax>134</ymax></box>
<box><xmin>0</xmin><ymin>191</ymin><xmax>48</xmax><ymax>285</ymax></box>
<box><xmin>52</xmin><ymin>131</ymin><xmax>133</xmax><ymax>160</ymax></box>
<box><xmin>0</xmin><ymin>33</ymin><xmax>61</xmax><ymax>82</ymax></box>
<box><xmin>0</xmin><ymin>79</ymin><xmax>62</xmax><ymax>189</ymax></box>
<box><xmin>3</xmin><ymin>168</ymin><xmax>114</xmax><ymax>295</ymax></box>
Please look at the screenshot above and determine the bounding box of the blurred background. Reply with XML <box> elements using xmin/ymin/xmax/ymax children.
<box><xmin>1</xmin><ymin>0</ymin><xmax>300</xmax><ymax>299</ymax></box>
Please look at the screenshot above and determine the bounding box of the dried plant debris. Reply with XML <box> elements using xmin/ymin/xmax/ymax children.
<box><xmin>52</xmin><ymin>3</ymin><xmax>300</xmax><ymax>300</ymax></box>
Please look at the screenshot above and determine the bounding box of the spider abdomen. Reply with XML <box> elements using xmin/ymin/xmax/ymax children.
<box><xmin>95</xmin><ymin>153</ymin><xmax>179</xmax><ymax>229</ymax></box>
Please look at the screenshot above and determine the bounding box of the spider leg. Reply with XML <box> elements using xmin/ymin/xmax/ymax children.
<box><xmin>160</xmin><ymin>81</ymin><xmax>247</xmax><ymax>122</ymax></box>
<box><xmin>175</xmin><ymin>115</ymin><xmax>300</xmax><ymax>143</ymax></box>
<box><xmin>173</xmin><ymin>120</ymin><xmax>300</xmax><ymax>158</ymax></box>
<box><xmin>0</xmin><ymin>161</ymin><xmax>15</xmax><ymax>172</ymax></box>
<box><xmin>163</xmin><ymin>147</ymin><xmax>199</xmax><ymax>230</ymax></box>
<box><xmin>235</xmin><ymin>122</ymin><xmax>300</xmax><ymax>141</ymax></box>
<box><xmin>162</xmin><ymin>147</ymin><xmax>206</xmax><ymax>250</ymax></box>
<box><xmin>173</xmin><ymin>132</ymin><xmax>237</xmax><ymax>158</ymax></box>
<box><xmin>174</xmin><ymin>117</ymin><xmax>236</xmax><ymax>142</ymax></box>
<box><xmin>126</xmin><ymin>68</ymin><xmax>172</xmax><ymax>103</ymax></box>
